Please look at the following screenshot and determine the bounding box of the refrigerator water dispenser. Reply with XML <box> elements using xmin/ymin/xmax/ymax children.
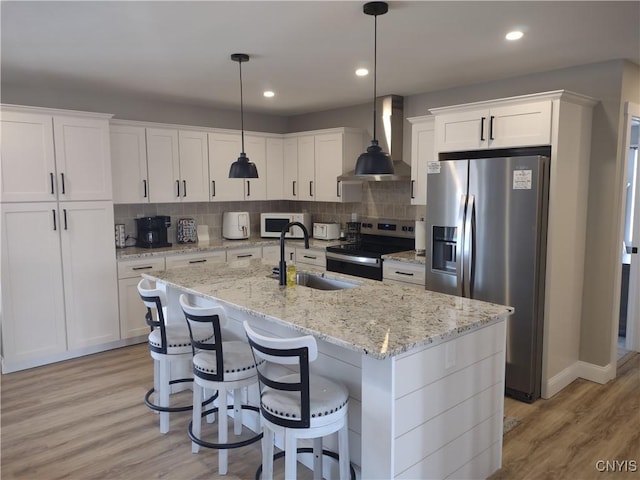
<box><xmin>432</xmin><ymin>226</ymin><xmax>457</xmax><ymax>274</ymax></box>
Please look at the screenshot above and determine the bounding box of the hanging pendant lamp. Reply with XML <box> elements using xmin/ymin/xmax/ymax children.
<box><xmin>355</xmin><ymin>1</ymin><xmax>394</xmax><ymax>176</ymax></box>
<box><xmin>229</xmin><ymin>53</ymin><xmax>258</xmax><ymax>178</ymax></box>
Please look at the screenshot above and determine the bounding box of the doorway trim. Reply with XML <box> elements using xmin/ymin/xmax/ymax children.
<box><xmin>611</xmin><ymin>101</ymin><xmax>640</xmax><ymax>371</ymax></box>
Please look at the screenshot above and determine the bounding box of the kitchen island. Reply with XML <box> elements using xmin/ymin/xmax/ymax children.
<box><xmin>144</xmin><ymin>259</ymin><xmax>513</xmax><ymax>479</ymax></box>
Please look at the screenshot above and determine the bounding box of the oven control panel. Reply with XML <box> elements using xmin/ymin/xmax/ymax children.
<box><xmin>359</xmin><ymin>218</ymin><xmax>415</xmax><ymax>238</ymax></box>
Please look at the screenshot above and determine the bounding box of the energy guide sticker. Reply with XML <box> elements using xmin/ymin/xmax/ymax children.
<box><xmin>513</xmin><ymin>169</ymin><xmax>532</xmax><ymax>190</ymax></box>
<box><xmin>427</xmin><ymin>161</ymin><xmax>441</xmax><ymax>174</ymax></box>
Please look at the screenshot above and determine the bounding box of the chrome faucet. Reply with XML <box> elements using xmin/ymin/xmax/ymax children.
<box><xmin>279</xmin><ymin>221</ymin><xmax>309</xmax><ymax>286</ymax></box>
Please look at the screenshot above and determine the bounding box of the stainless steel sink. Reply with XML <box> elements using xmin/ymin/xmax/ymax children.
<box><xmin>295</xmin><ymin>271</ymin><xmax>359</xmax><ymax>290</ymax></box>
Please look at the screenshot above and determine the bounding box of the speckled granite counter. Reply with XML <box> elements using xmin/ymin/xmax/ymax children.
<box><xmin>116</xmin><ymin>236</ymin><xmax>339</xmax><ymax>260</ymax></box>
<box><xmin>382</xmin><ymin>250</ymin><xmax>427</xmax><ymax>265</ymax></box>
<box><xmin>143</xmin><ymin>258</ymin><xmax>512</xmax><ymax>359</ymax></box>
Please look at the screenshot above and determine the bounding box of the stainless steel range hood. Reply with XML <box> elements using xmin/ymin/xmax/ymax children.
<box><xmin>339</xmin><ymin>95</ymin><xmax>410</xmax><ymax>182</ymax></box>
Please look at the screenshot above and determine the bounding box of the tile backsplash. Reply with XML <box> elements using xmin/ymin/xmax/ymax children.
<box><xmin>113</xmin><ymin>181</ymin><xmax>426</xmax><ymax>244</ymax></box>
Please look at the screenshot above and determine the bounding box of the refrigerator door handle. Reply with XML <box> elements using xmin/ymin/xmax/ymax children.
<box><xmin>456</xmin><ymin>194</ymin><xmax>467</xmax><ymax>297</ymax></box>
<box><xmin>463</xmin><ymin>195</ymin><xmax>476</xmax><ymax>298</ymax></box>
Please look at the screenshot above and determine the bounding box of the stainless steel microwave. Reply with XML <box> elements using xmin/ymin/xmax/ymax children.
<box><xmin>260</xmin><ymin>213</ymin><xmax>312</xmax><ymax>238</ymax></box>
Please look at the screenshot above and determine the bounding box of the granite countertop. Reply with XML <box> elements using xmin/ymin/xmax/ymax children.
<box><xmin>143</xmin><ymin>259</ymin><xmax>513</xmax><ymax>360</ymax></box>
<box><xmin>382</xmin><ymin>250</ymin><xmax>427</xmax><ymax>265</ymax></box>
<box><xmin>116</xmin><ymin>236</ymin><xmax>339</xmax><ymax>260</ymax></box>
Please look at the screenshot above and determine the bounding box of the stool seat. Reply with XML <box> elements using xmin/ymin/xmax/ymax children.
<box><xmin>149</xmin><ymin>324</ymin><xmax>211</xmax><ymax>354</ymax></box>
<box><xmin>262</xmin><ymin>373</ymin><xmax>349</xmax><ymax>425</ymax></box>
<box><xmin>193</xmin><ymin>340</ymin><xmax>258</xmax><ymax>382</ymax></box>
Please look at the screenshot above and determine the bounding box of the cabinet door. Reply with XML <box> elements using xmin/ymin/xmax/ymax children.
<box><xmin>297</xmin><ymin>135</ymin><xmax>315</xmax><ymax>201</ymax></box>
<box><xmin>283</xmin><ymin>137</ymin><xmax>299</xmax><ymax>200</ymax></box>
<box><xmin>178</xmin><ymin>130</ymin><xmax>210</xmax><ymax>202</ymax></box>
<box><xmin>1</xmin><ymin>203</ymin><xmax>67</xmax><ymax>364</ymax></box>
<box><xmin>165</xmin><ymin>250</ymin><xmax>226</xmax><ymax>269</ymax></box>
<box><xmin>1</xmin><ymin>111</ymin><xmax>57</xmax><ymax>202</ymax></box>
<box><xmin>244</xmin><ymin>135</ymin><xmax>267</xmax><ymax>200</ymax></box>
<box><xmin>110</xmin><ymin>125</ymin><xmax>149</xmax><ymax>204</ymax></box>
<box><xmin>488</xmin><ymin>101</ymin><xmax>552</xmax><ymax>149</ymax></box>
<box><xmin>314</xmin><ymin>133</ymin><xmax>343</xmax><ymax>202</ymax></box>
<box><xmin>60</xmin><ymin>201</ymin><xmax>119</xmax><ymax>349</ymax></box>
<box><xmin>266</xmin><ymin>137</ymin><xmax>284</xmax><ymax>200</ymax></box>
<box><xmin>208</xmin><ymin>132</ymin><xmax>244</xmax><ymax>202</ymax></box>
<box><xmin>147</xmin><ymin>127</ymin><xmax>180</xmax><ymax>203</ymax></box>
<box><xmin>118</xmin><ymin>276</ymin><xmax>151</xmax><ymax>340</ymax></box>
<box><xmin>434</xmin><ymin>110</ymin><xmax>489</xmax><ymax>153</ymax></box>
<box><xmin>53</xmin><ymin>115</ymin><xmax>113</xmax><ymax>201</ymax></box>
<box><xmin>410</xmin><ymin>118</ymin><xmax>434</xmax><ymax>205</ymax></box>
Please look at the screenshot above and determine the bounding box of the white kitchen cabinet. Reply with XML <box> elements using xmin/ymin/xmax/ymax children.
<box><xmin>282</xmin><ymin>137</ymin><xmax>299</xmax><ymax>200</ymax></box>
<box><xmin>165</xmin><ymin>250</ymin><xmax>226</xmax><ymax>269</ymax></box>
<box><xmin>295</xmin><ymin>246</ymin><xmax>327</xmax><ymax>268</ymax></box>
<box><xmin>262</xmin><ymin>244</ymin><xmax>296</xmax><ymax>264</ymax></box>
<box><xmin>226</xmin><ymin>246</ymin><xmax>262</xmax><ymax>262</ymax></box>
<box><xmin>266</xmin><ymin>137</ymin><xmax>284</xmax><ymax>200</ymax></box>
<box><xmin>110</xmin><ymin>124</ymin><xmax>149</xmax><ymax>204</ymax></box>
<box><xmin>146</xmin><ymin>127</ymin><xmax>209</xmax><ymax>203</ymax></box>
<box><xmin>408</xmin><ymin>115</ymin><xmax>435</xmax><ymax>205</ymax></box>
<box><xmin>289</xmin><ymin>129</ymin><xmax>364</xmax><ymax>203</ymax></box>
<box><xmin>1</xmin><ymin>201</ymin><xmax>119</xmax><ymax>371</ymax></box>
<box><xmin>117</xmin><ymin>257</ymin><xmax>166</xmax><ymax>340</ymax></box>
<box><xmin>1</xmin><ymin>107</ymin><xmax>113</xmax><ymax>202</ymax></box>
<box><xmin>383</xmin><ymin>260</ymin><xmax>425</xmax><ymax>287</ymax></box>
<box><xmin>433</xmin><ymin>99</ymin><xmax>552</xmax><ymax>152</ymax></box>
<box><xmin>208</xmin><ymin>132</ymin><xmax>267</xmax><ymax>202</ymax></box>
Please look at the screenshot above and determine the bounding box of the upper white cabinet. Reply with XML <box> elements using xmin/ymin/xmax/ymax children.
<box><xmin>266</xmin><ymin>137</ymin><xmax>284</xmax><ymax>200</ymax></box>
<box><xmin>432</xmin><ymin>99</ymin><xmax>552</xmax><ymax>152</ymax></box>
<box><xmin>208</xmin><ymin>132</ymin><xmax>267</xmax><ymax>202</ymax></box>
<box><xmin>110</xmin><ymin>124</ymin><xmax>149</xmax><ymax>204</ymax></box>
<box><xmin>407</xmin><ymin>115</ymin><xmax>435</xmax><ymax>205</ymax></box>
<box><xmin>282</xmin><ymin>137</ymin><xmax>299</xmax><ymax>200</ymax></box>
<box><xmin>1</xmin><ymin>107</ymin><xmax>113</xmax><ymax>202</ymax></box>
<box><xmin>286</xmin><ymin>128</ymin><xmax>364</xmax><ymax>203</ymax></box>
<box><xmin>146</xmin><ymin>127</ymin><xmax>209</xmax><ymax>203</ymax></box>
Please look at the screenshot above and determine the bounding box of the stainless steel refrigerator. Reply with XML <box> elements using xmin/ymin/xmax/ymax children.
<box><xmin>426</xmin><ymin>148</ymin><xmax>550</xmax><ymax>402</ymax></box>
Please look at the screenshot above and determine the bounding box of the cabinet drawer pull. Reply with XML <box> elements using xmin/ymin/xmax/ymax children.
<box><xmin>480</xmin><ymin>117</ymin><xmax>486</xmax><ymax>141</ymax></box>
<box><xmin>143</xmin><ymin>179</ymin><xmax>148</xmax><ymax>198</ymax></box>
<box><xmin>309</xmin><ymin>180</ymin><xmax>313</xmax><ymax>197</ymax></box>
<box><xmin>246</xmin><ymin>180</ymin><xmax>251</xmax><ymax>197</ymax></box>
<box><xmin>292</xmin><ymin>180</ymin><xmax>296</xmax><ymax>196</ymax></box>
<box><xmin>395</xmin><ymin>271</ymin><xmax>414</xmax><ymax>276</ymax></box>
<box><xmin>211</xmin><ymin>180</ymin><xmax>216</xmax><ymax>197</ymax></box>
<box><xmin>303</xmin><ymin>255</ymin><xmax>317</xmax><ymax>260</ymax></box>
<box><xmin>63</xmin><ymin>209</ymin><xmax>68</xmax><ymax>230</ymax></box>
<box><xmin>50</xmin><ymin>172</ymin><xmax>55</xmax><ymax>195</ymax></box>
<box><xmin>235</xmin><ymin>253</ymin><xmax>253</xmax><ymax>258</ymax></box>
<box><xmin>337</xmin><ymin>180</ymin><xmax>341</xmax><ymax>197</ymax></box>
<box><xmin>189</xmin><ymin>259</ymin><xmax>207</xmax><ymax>264</ymax></box>
<box><xmin>411</xmin><ymin>180</ymin><xmax>415</xmax><ymax>199</ymax></box>
<box><xmin>132</xmin><ymin>266</ymin><xmax>154</xmax><ymax>271</ymax></box>
<box><xmin>52</xmin><ymin>209</ymin><xmax>57</xmax><ymax>231</ymax></box>
<box><xmin>183</xmin><ymin>180</ymin><xmax>187</xmax><ymax>197</ymax></box>
<box><xmin>176</xmin><ymin>180</ymin><xmax>180</xmax><ymax>197</ymax></box>
<box><xmin>60</xmin><ymin>173</ymin><xmax>66</xmax><ymax>194</ymax></box>
<box><xmin>489</xmin><ymin>116</ymin><xmax>495</xmax><ymax>140</ymax></box>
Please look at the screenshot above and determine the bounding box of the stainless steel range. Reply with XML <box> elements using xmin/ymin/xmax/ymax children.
<box><xmin>326</xmin><ymin>218</ymin><xmax>415</xmax><ymax>280</ymax></box>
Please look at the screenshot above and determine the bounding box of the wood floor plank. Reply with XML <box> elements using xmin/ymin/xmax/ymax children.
<box><xmin>2</xmin><ymin>344</ymin><xmax>638</xmax><ymax>479</ymax></box>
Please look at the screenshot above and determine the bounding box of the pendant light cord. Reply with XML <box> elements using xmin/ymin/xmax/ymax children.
<box><xmin>371</xmin><ymin>13</ymin><xmax>378</xmax><ymax>143</ymax></box>
<box><xmin>239</xmin><ymin>59</ymin><xmax>245</xmax><ymax>154</ymax></box>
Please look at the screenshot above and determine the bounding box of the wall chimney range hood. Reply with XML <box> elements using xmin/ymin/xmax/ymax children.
<box><xmin>339</xmin><ymin>95</ymin><xmax>410</xmax><ymax>182</ymax></box>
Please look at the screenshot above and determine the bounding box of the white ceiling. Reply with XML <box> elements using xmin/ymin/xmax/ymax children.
<box><xmin>2</xmin><ymin>1</ymin><xmax>639</xmax><ymax>116</ymax></box>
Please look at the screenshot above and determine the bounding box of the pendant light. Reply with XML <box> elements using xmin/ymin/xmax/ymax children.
<box><xmin>355</xmin><ymin>1</ymin><xmax>394</xmax><ymax>176</ymax></box>
<box><xmin>228</xmin><ymin>53</ymin><xmax>258</xmax><ymax>178</ymax></box>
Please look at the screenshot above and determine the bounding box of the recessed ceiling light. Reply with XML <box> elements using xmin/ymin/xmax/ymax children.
<box><xmin>263</xmin><ymin>91</ymin><xmax>275</xmax><ymax>98</ymax></box>
<box><xmin>505</xmin><ymin>30</ymin><xmax>524</xmax><ymax>41</ymax></box>
<box><xmin>355</xmin><ymin>68</ymin><xmax>369</xmax><ymax>77</ymax></box>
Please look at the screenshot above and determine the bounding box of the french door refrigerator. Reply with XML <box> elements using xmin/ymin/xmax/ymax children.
<box><xmin>426</xmin><ymin>147</ymin><xmax>550</xmax><ymax>402</ymax></box>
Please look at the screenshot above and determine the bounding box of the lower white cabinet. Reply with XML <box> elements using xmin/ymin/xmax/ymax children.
<box><xmin>165</xmin><ymin>250</ymin><xmax>226</xmax><ymax>269</ymax></box>
<box><xmin>262</xmin><ymin>244</ymin><xmax>295</xmax><ymax>264</ymax></box>
<box><xmin>1</xmin><ymin>201</ymin><xmax>119</xmax><ymax>372</ymax></box>
<box><xmin>117</xmin><ymin>257</ymin><xmax>166</xmax><ymax>340</ymax></box>
<box><xmin>383</xmin><ymin>260</ymin><xmax>425</xmax><ymax>287</ymax></box>
<box><xmin>295</xmin><ymin>246</ymin><xmax>327</xmax><ymax>268</ymax></box>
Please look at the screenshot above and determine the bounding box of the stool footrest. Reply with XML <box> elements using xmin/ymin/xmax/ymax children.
<box><xmin>188</xmin><ymin>404</ymin><xmax>263</xmax><ymax>450</ymax></box>
<box><xmin>144</xmin><ymin>379</ymin><xmax>216</xmax><ymax>413</ymax></box>
<box><xmin>254</xmin><ymin>447</ymin><xmax>356</xmax><ymax>480</ymax></box>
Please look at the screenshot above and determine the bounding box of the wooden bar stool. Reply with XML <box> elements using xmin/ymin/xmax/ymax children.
<box><xmin>137</xmin><ymin>278</ymin><xmax>211</xmax><ymax>434</ymax></box>
<box><xmin>179</xmin><ymin>295</ymin><xmax>262</xmax><ymax>475</ymax></box>
<box><xmin>243</xmin><ymin>321</ymin><xmax>353</xmax><ymax>480</ymax></box>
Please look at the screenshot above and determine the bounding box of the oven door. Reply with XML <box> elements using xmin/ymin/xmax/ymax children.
<box><xmin>326</xmin><ymin>251</ymin><xmax>382</xmax><ymax>281</ymax></box>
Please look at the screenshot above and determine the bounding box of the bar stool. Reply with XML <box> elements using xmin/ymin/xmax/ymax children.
<box><xmin>137</xmin><ymin>278</ymin><xmax>211</xmax><ymax>434</ymax></box>
<box><xmin>179</xmin><ymin>295</ymin><xmax>262</xmax><ymax>475</ymax></box>
<box><xmin>243</xmin><ymin>321</ymin><xmax>353</xmax><ymax>480</ymax></box>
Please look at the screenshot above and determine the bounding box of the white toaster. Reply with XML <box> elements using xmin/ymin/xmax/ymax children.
<box><xmin>313</xmin><ymin>223</ymin><xmax>341</xmax><ymax>240</ymax></box>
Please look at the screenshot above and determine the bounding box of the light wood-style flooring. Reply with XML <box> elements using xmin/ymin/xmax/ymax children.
<box><xmin>1</xmin><ymin>344</ymin><xmax>638</xmax><ymax>479</ymax></box>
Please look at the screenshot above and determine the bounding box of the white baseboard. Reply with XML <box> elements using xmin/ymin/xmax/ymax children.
<box><xmin>542</xmin><ymin>360</ymin><xmax>614</xmax><ymax>398</ymax></box>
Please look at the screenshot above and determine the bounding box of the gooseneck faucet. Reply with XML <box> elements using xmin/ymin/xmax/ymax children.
<box><xmin>279</xmin><ymin>221</ymin><xmax>310</xmax><ymax>286</ymax></box>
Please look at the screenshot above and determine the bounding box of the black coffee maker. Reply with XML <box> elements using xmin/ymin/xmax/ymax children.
<box><xmin>135</xmin><ymin>216</ymin><xmax>172</xmax><ymax>248</ymax></box>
